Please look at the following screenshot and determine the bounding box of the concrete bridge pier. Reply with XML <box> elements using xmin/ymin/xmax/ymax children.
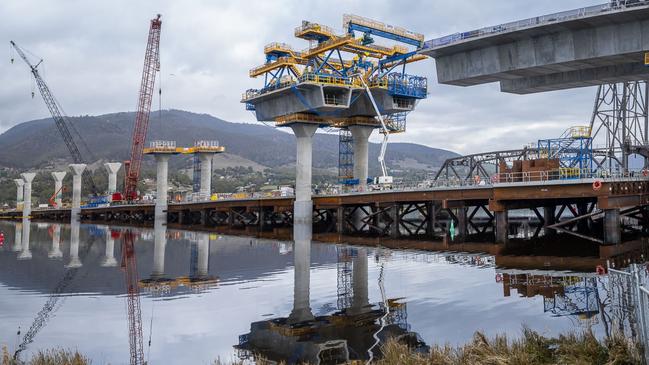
<box><xmin>17</xmin><ymin>217</ymin><xmax>31</xmax><ymax>260</ymax></box>
<box><xmin>101</xmin><ymin>227</ymin><xmax>117</xmax><ymax>267</ymax></box>
<box><xmin>13</xmin><ymin>179</ymin><xmax>24</xmax><ymax>211</ymax></box>
<box><xmin>12</xmin><ymin>221</ymin><xmax>22</xmax><ymax>252</ymax></box>
<box><xmin>49</xmin><ymin>224</ymin><xmax>63</xmax><ymax>259</ymax></box>
<box><xmin>103</xmin><ymin>162</ymin><xmax>122</xmax><ymax>195</ymax></box>
<box><xmin>152</xmin><ymin>219</ymin><xmax>167</xmax><ymax>278</ymax></box>
<box><xmin>66</xmin><ymin>217</ymin><xmax>82</xmax><ymax>268</ymax></box>
<box><xmin>288</xmin><ymin>223</ymin><xmax>314</xmax><ymax>324</ymax></box>
<box><xmin>20</xmin><ymin>173</ymin><xmax>36</xmax><ymax>217</ymax></box>
<box><xmin>196</xmin><ymin>233</ymin><xmax>210</xmax><ymax>278</ymax></box>
<box><xmin>290</xmin><ymin>123</ymin><xmax>318</xmax><ymax>225</ymax></box>
<box><xmin>349</xmin><ymin>125</ymin><xmax>374</xmax><ymax>189</ymax></box>
<box><xmin>51</xmin><ymin>171</ymin><xmax>67</xmax><ymax>207</ymax></box>
<box><xmin>69</xmin><ymin>164</ymin><xmax>86</xmax><ymax>219</ymax></box>
<box><xmin>154</xmin><ymin>154</ymin><xmax>170</xmax><ymax>220</ymax></box>
<box><xmin>198</xmin><ymin>153</ymin><xmax>214</xmax><ymax>200</ymax></box>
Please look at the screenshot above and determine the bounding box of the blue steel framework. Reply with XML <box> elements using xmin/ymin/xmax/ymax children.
<box><xmin>538</xmin><ymin>127</ymin><xmax>593</xmax><ymax>173</ymax></box>
<box><xmin>244</xmin><ymin>15</ymin><xmax>429</xmax><ymax>183</ymax></box>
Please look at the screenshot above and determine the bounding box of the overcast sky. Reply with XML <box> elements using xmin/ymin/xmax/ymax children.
<box><xmin>0</xmin><ymin>0</ymin><xmax>606</xmax><ymax>155</ymax></box>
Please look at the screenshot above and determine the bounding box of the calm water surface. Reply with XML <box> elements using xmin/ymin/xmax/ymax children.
<box><xmin>0</xmin><ymin>219</ymin><xmax>643</xmax><ymax>364</ymax></box>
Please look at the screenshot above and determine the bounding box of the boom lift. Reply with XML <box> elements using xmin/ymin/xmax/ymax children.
<box><xmin>10</xmin><ymin>41</ymin><xmax>99</xmax><ymax>194</ymax></box>
<box><xmin>124</xmin><ymin>14</ymin><xmax>162</xmax><ymax>201</ymax></box>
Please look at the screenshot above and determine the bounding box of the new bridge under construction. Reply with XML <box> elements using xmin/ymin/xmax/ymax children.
<box><xmin>6</xmin><ymin>1</ymin><xmax>649</xmax><ymax>247</ymax></box>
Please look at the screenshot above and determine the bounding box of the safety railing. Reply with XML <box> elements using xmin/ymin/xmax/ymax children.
<box><xmin>264</xmin><ymin>42</ymin><xmax>296</xmax><ymax>55</ymax></box>
<box><xmin>301</xmin><ymin>35</ymin><xmax>354</xmax><ymax>57</ymax></box>
<box><xmin>343</xmin><ymin>14</ymin><xmax>425</xmax><ymax>42</ymax></box>
<box><xmin>495</xmin><ymin>168</ymin><xmax>648</xmax><ymax>184</ymax></box>
<box><xmin>425</xmin><ymin>1</ymin><xmax>647</xmax><ymax>49</ymax></box>
<box><xmin>294</xmin><ymin>22</ymin><xmax>338</xmax><ymax>39</ymax></box>
<box><xmin>241</xmin><ymin>78</ymin><xmax>297</xmax><ymax>101</ymax></box>
<box><xmin>144</xmin><ymin>140</ymin><xmax>177</xmax><ymax>153</ymax></box>
<box><xmin>298</xmin><ymin>72</ymin><xmax>356</xmax><ymax>87</ymax></box>
<box><xmin>249</xmin><ymin>56</ymin><xmax>298</xmax><ymax>77</ymax></box>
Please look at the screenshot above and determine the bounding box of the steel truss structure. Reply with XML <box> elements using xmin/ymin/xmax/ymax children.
<box><xmin>589</xmin><ymin>81</ymin><xmax>649</xmax><ymax>171</ymax></box>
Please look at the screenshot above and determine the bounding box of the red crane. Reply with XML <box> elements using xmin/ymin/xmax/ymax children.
<box><xmin>124</xmin><ymin>14</ymin><xmax>162</xmax><ymax>201</ymax></box>
<box><xmin>121</xmin><ymin>230</ymin><xmax>144</xmax><ymax>365</ymax></box>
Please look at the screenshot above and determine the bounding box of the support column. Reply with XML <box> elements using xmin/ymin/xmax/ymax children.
<box><xmin>198</xmin><ymin>153</ymin><xmax>213</xmax><ymax>199</ymax></box>
<box><xmin>348</xmin><ymin>125</ymin><xmax>374</xmax><ymax>189</ymax></box>
<box><xmin>12</xmin><ymin>221</ymin><xmax>22</xmax><ymax>252</ymax></box>
<box><xmin>101</xmin><ymin>227</ymin><xmax>117</xmax><ymax>267</ymax></box>
<box><xmin>543</xmin><ymin>205</ymin><xmax>556</xmax><ymax>236</ymax></box>
<box><xmin>49</xmin><ymin>224</ymin><xmax>63</xmax><ymax>259</ymax></box>
<box><xmin>69</xmin><ymin>164</ymin><xmax>86</xmax><ymax>219</ymax></box>
<box><xmin>13</xmin><ymin>179</ymin><xmax>24</xmax><ymax>211</ymax></box>
<box><xmin>349</xmin><ymin>248</ymin><xmax>369</xmax><ymax>315</ymax></box>
<box><xmin>197</xmin><ymin>232</ymin><xmax>210</xmax><ymax>278</ymax></box>
<box><xmin>426</xmin><ymin>202</ymin><xmax>437</xmax><ymax>237</ymax></box>
<box><xmin>103</xmin><ymin>162</ymin><xmax>122</xmax><ymax>195</ymax></box>
<box><xmin>20</xmin><ymin>173</ymin><xmax>36</xmax><ymax>217</ymax></box>
<box><xmin>495</xmin><ymin>210</ymin><xmax>509</xmax><ymax>244</ymax></box>
<box><xmin>456</xmin><ymin>207</ymin><xmax>468</xmax><ymax>237</ymax></box>
<box><xmin>389</xmin><ymin>204</ymin><xmax>400</xmax><ymax>238</ymax></box>
<box><xmin>288</xmin><ymin>223</ymin><xmax>314</xmax><ymax>324</ymax></box>
<box><xmin>152</xmin><ymin>219</ymin><xmax>167</xmax><ymax>278</ymax></box>
<box><xmin>290</xmin><ymin>123</ymin><xmax>318</xmax><ymax>225</ymax></box>
<box><xmin>67</xmin><ymin>217</ymin><xmax>82</xmax><ymax>268</ymax></box>
<box><xmin>154</xmin><ymin>154</ymin><xmax>170</xmax><ymax>220</ymax></box>
<box><xmin>51</xmin><ymin>171</ymin><xmax>66</xmax><ymax>207</ymax></box>
<box><xmin>336</xmin><ymin>207</ymin><xmax>345</xmax><ymax>234</ymax></box>
<box><xmin>17</xmin><ymin>217</ymin><xmax>31</xmax><ymax>260</ymax></box>
<box><xmin>604</xmin><ymin>209</ymin><xmax>621</xmax><ymax>245</ymax></box>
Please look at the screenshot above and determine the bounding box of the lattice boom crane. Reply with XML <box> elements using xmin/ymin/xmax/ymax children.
<box><xmin>10</xmin><ymin>40</ymin><xmax>99</xmax><ymax>194</ymax></box>
<box><xmin>124</xmin><ymin>14</ymin><xmax>162</xmax><ymax>200</ymax></box>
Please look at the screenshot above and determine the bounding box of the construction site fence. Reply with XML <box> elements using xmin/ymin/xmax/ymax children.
<box><xmin>607</xmin><ymin>262</ymin><xmax>649</xmax><ymax>364</ymax></box>
<box><xmin>425</xmin><ymin>1</ymin><xmax>646</xmax><ymax>49</ymax></box>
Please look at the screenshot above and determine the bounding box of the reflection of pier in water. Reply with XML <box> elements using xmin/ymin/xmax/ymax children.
<box><xmin>236</xmin><ymin>224</ymin><xmax>429</xmax><ymax>364</ymax></box>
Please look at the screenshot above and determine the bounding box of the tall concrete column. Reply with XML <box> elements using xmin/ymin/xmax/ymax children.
<box><xmin>66</xmin><ymin>217</ymin><xmax>82</xmax><ymax>268</ymax></box>
<box><xmin>198</xmin><ymin>153</ymin><xmax>213</xmax><ymax>199</ymax></box>
<box><xmin>51</xmin><ymin>171</ymin><xmax>66</xmax><ymax>207</ymax></box>
<box><xmin>101</xmin><ymin>228</ymin><xmax>117</xmax><ymax>267</ymax></box>
<box><xmin>349</xmin><ymin>248</ymin><xmax>369</xmax><ymax>315</ymax></box>
<box><xmin>103</xmin><ymin>162</ymin><xmax>122</xmax><ymax>194</ymax></box>
<box><xmin>154</xmin><ymin>154</ymin><xmax>170</xmax><ymax>220</ymax></box>
<box><xmin>20</xmin><ymin>173</ymin><xmax>35</xmax><ymax>217</ymax></box>
<box><xmin>49</xmin><ymin>224</ymin><xmax>63</xmax><ymax>259</ymax></box>
<box><xmin>604</xmin><ymin>209</ymin><xmax>621</xmax><ymax>245</ymax></box>
<box><xmin>69</xmin><ymin>164</ymin><xmax>86</xmax><ymax>219</ymax></box>
<box><xmin>17</xmin><ymin>217</ymin><xmax>31</xmax><ymax>260</ymax></box>
<box><xmin>12</xmin><ymin>221</ymin><xmax>22</xmax><ymax>252</ymax></box>
<box><xmin>288</xmin><ymin>223</ymin><xmax>314</xmax><ymax>324</ymax></box>
<box><xmin>495</xmin><ymin>210</ymin><xmax>509</xmax><ymax>244</ymax></box>
<box><xmin>349</xmin><ymin>125</ymin><xmax>374</xmax><ymax>189</ymax></box>
<box><xmin>13</xmin><ymin>179</ymin><xmax>24</xmax><ymax>211</ymax></box>
<box><xmin>290</xmin><ymin>123</ymin><xmax>318</xmax><ymax>224</ymax></box>
<box><xmin>196</xmin><ymin>232</ymin><xmax>210</xmax><ymax>278</ymax></box>
<box><xmin>152</xmin><ymin>219</ymin><xmax>167</xmax><ymax>278</ymax></box>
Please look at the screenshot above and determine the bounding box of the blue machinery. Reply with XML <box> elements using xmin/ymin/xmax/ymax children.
<box><xmin>243</xmin><ymin>15</ymin><xmax>430</xmax><ymax>183</ymax></box>
<box><xmin>538</xmin><ymin>126</ymin><xmax>593</xmax><ymax>177</ymax></box>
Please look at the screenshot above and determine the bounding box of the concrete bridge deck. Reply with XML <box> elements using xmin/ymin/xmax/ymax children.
<box><xmin>6</xmin><ymin>177</ymin><xmax>649</xmax><ymax>245</ymax></box>
<box><xmin>422</xmin><ymin>1</ymin><xmax>649</xmax><ymax>93</ymax></box>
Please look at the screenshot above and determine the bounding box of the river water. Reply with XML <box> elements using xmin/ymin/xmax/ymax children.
<box><xmin>0</xmin><ymin>219</ymin><xmax>645</xmax><ymax>364</ymax></box>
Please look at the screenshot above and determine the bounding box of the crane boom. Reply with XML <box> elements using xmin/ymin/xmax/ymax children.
<box><xmin>122</xmin><ymin>230</ymin><xmax>144</xmax><ymax>365</ymax></box>
<box><xmin>124</xmin><ymin>15</ymin><xmax>162</xmax><ymax>200</ymax></box>
<box><xmin>10</xmin><ymin>41</ymin><xmax>99</xmax><ymax>194</ymax></box>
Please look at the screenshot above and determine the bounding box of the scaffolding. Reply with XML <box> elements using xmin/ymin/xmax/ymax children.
<box><xmin>538</xmin><ymin>126</ymin><xmax>593</xmax><ymax>174</ymax></box>
<box><xmin>338</xmin><ymin>129</ymin><xmax>355</xmax><ymax>184</ymax></box>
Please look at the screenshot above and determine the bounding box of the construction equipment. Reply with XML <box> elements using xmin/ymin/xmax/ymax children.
<box><xmin>10</xmin><ymin>41</ymin><xmax>99</xmax><ymax>195</ymax></box>
<box><xmin>121</xmin><ymin>229</ymin><xmax>144</xmax><ymax>365</ymax></box>
<box><xmin>48</xmin><ymin>186</ymin><xmax>67</xmax><ymax>208</ymax></box>
<box><xmin>358</xmin><ymin>76</ymin><xmax>393</xmax><ymax>184</ymax></box>
<box><xmin>124</xmin><ymin>14</ymin><xmax>162</xmax><ymax>201</ymax></box>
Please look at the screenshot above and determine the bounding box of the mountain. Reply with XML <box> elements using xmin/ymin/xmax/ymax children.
<box><xmin>0</xmin><ymin>110</ymin><xmax>459</xmax><ymax>173</ymax></box>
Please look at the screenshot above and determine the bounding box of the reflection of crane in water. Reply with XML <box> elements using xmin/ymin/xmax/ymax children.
<box><xmin>12</xmin><ymin>230</ymin><xmax>97</xmax><ymax>360</ymax></box>
<box><xmin>121</xmin><ymin>230</ymin><xmax>144</xmax><ymax>365</ymax></box>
